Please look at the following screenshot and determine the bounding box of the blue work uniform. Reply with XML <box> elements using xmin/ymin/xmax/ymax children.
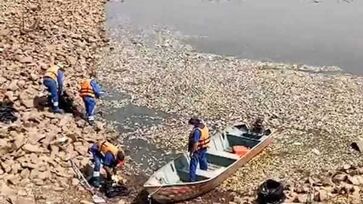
<box><xmin>89</xmin><ymin>143</ymin><xmax>117</xmax><ymax>172</ymax></box>
<box><xmin>43</xmin><ymin>69</ymin><xmax>64</xmax><ymax>111</ymax></box>
<box><xmin>189</xmin><ymin>126</ymin><xmax>208</xmax><ymax>182</ymax></box>
<box><xmin>89</xmin><ymin>143</ymin><xmax>117</xmax><ymax>187</ymax></box>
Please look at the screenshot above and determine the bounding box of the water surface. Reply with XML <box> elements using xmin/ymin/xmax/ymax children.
<box><xmin>107</xmin><ymin>0</ymin><xmax>363</xmax><ymax>74</ymax></box>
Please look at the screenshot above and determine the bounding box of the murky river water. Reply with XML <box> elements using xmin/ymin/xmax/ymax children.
<box><xmin>107</xmin><ymin>0</ymin><xmax>363</xmax><ymax>74</ymax></box>
<box><xmin>103</xmin><ymin>0</ymin><xmax>363</xmax><ymax>177</ymax></box>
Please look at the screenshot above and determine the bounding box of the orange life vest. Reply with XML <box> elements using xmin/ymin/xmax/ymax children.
<box><xmin>79</xmin><ymin>79</ymin><xmax>95</xmax><ymax>98</ymax></box>
<box><xmin>197</xmin><ymin>126</ymin><xmax>210</xmax><ymax>149</ymax></box>
<box><xmin>44</xmin><ymin>65</ymin><xmax>59</xmax><ymax>80</ymax></box>
<box><xmin>98</xmin><ymin>141</ymin><xmax>118</xmax><ymax>158</ymax></box>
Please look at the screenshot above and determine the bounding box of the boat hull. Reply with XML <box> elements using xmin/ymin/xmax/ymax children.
<box><xmin>145</xmin><ymin>135</ymin><xmax>273</xmax><ymax>203</ymax></box>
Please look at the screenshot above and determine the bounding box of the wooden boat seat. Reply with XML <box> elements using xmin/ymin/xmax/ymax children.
<box><xmin>207</xmin><ymin>149</ymin><xmax>240</xmax><ymax>160</ymax></box>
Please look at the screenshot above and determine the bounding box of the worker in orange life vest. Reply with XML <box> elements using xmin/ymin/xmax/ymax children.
<box><xmin>88</xmin><ymin>141</ymin><xmax>125</xmax><ymax>188</ymax></box>
<box><xmin>43</xmin><ymin>64</ymin><xmax>65</xmax><ymax>113</ymax></box>
<box><xmin>79</xmin><ymin>72</ymin><xmax>103</xmax><ymax>125</ymax></box>
<box><xmin>188</xmin><ymin>117</ymin><xmax>210</xmax><ymax>182</ymax></box>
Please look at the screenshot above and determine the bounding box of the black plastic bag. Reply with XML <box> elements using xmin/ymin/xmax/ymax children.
<box><xmin>100</xmin><ymin>181</ymin><xmax>130</xmax><ymax>198</ymax></box>
<box><xmin>256</xmin><ymin>179</ymin><xmax>285</xmax><ymax>204</ymax></box>
<box><xmin>0</xmin><ymin>101</ymin><xmax>18</xmax><ymax>124</ymax></box>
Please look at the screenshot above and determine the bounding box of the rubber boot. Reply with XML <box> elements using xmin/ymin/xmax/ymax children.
<box><xmin>90</xmin><ymin>176</ymin><xmax>101</xmax><ymax>188</ymax></box>
<box><xmin>88</xmin><ymin>119</ymin><xmax>95</xmax><ymax>126</ymax></box>
<box><xmin>53</xmin><ymin>107</ymin><xmax>64</xmax><ymax>114</ymax></box>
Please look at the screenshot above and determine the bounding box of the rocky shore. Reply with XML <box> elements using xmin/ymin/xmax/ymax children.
<box><xmin>2</xmin><ymin>0</ymin><xmax>363</xmax><ymax>203</ymax></box>
<box><xmin>0</xmin><ymin>0</ymin><xmax>124</xmax><ymax>203</ymax></box>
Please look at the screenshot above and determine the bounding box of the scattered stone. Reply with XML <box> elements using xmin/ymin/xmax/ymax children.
<box><xmin>22</xmin><ymin>144</ymin><xmax>45</xmax><ymax>153</ymax></box>
<box><xmin>343</xmin><ymin>164</ymin><xmax>352</xmax><ymax>170</ymax></box>
<box><xmin>347</xmin><ymin>175</ymin><xmax>360</xmax><ymax>185</ymax></box>
<box><xmin>80</xmin><ymin>200</ymin><xmax>93</xmax><ymax>204</ymax></box>
<box><xmin>16</xmin><ymin>56</ymin><xmax>33</xmax><ymax>64</ymax></box>
<box><xmin>296</xmin><ymin>194</ymin><xmax>308</xmax><ymax>203</ymax></box>
<box><xmin>8</xmin><ymin>80</ymin><xmax>19</xmax><ymax>91</ymax></box>
<box><xmin>118</xmin><ymin>200</ymin><xmax>126</xmax><ymax>204</ymax></box>
<box><xmin>20</xmin><ymin>99</ymin><xmax>34</xmax><ymax>109</ymax></box>
<box><xmin>72</xmin><ymin>178</ymin><xmax>80</xmax><ymax>186</ymax></box>
<box><xmin>311</xmin><ymin>148</ymin><xmax>320</xmax><ymax>155</ymax></box>
<box><xmin>333</xmin><ymin>173</ymin><xmax>347</xmax><ymax>183</ymax></box>
<box><xmin>16</xmin><ymin>196</ymin><xmax>36</xmax><ymax>204</ymax></box>
<box><xmin>318</xmin><ymin>189</ymin><xmax>328</xmax><ymax>201</ymax></box>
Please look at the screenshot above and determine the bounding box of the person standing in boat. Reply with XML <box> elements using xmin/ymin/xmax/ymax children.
<box><xmin>188</xmin><ymin>117</ymin><xmax>210</xmax><ymax>182</ymax></box>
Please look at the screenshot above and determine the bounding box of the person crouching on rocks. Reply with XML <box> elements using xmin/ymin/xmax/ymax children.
<box><xmin>79</xmin><ymin>71</ymin><xmax>103</xmax><ymax>126</ymax></box>
<box><xmin>43</xmin><ymin>63</ymin><xmax>65</xmax><ymax>114</ymax></box>
<box><xmin>88</xmin><ymin>141</ymin><xmax>125</xmax><ymax>188</ymax></box>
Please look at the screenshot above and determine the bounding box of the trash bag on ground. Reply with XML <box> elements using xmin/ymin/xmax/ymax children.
<box><xmin>0</xmin><ymin>100</ymin><xmax>18</xmax><ymax>123</ymax></box>
<box><xmin>100</xmin><ymin>181</ymin><xmax>130</xmax><ymax>198</ymax></box>
<box><xmin>256</xmin><ymin>179</ymin><xmax>285</xmax><ymax>204</ymax></box>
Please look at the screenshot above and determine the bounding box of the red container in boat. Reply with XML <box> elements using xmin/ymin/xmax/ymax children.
<box><xmin>232</xmin><ymin>145</ymin><xmax>249</xmax><ymax>157</ymax></box>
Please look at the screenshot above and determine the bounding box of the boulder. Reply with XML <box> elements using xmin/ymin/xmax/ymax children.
<box><xmin>72</xmin><ymin>178</ymin><xmax>80</xmax><ymax>186</ymax></box>
<box><xmin>296</xmin><ymin>194</ymin><xmax>308</xmax><ymax>203</ymax></box>
<box><xmin>5</xmin><ymin>174</ymin><xmax>20</xmax><ymax>185</ymax></box>
<box><xmin>17</xmin><ymin>80</ymin><xmax>26</xmax><ymax>88</ymax></box>
<box><xmin>16</xmin><ymin>56</ymin><xmax>33</xmax><ymax>64</ymax></box>
<box><xmin>30</xmin><ymin>169</ymin><xmax>40</xmax><ymax>180</ymax></box>
<box><xmin>20</xmin><ymin>99</ymin><xmax>34</xmax><ymax>109</ymax></box>
<box><xmin>28</xmin><ymin>133</ymin><xmax>46</xmax><ymax>145</ymax></box>
<box><xmin>333</xmin><ymin>173</ymin><xmax>347</xmax><ymax>183</ymax></box>
<box><xmin>351</xmin><ymin>191</ymin><xmax>361</xmax><ymax>204</ymax></box>
<box><xmin>21</xmin><ymin>162</ymin><xmax>38</xmax><ymax>170</ymax></box>
<box><xmin>50</xmin><ymin>145</ymin><xmax>60</xmax><ymax>158</ymax></box>
<box><xmin>13</xmin><ymin>133</ymin><xmax>25</xmax><ymax>149</ymax></box>
<box><xmin>355</xmin><ymin>175</ymin><xmax>363</xmax><ymax>185</ymax></box>
<box><xmin>80</xmin><ymin>200</ymin><xmax>93</xmax><ymax>204</ymax></box>
<box><xmin>5</xmin><ymin>91</ymin><xmax>17</xmax><ymax>101</ymax></box>
<box><xmin>16</xmin><ymin>196</ymin><xmax>36</xmax><ymax>204</ymax></box>
<box><xmin>343</xmin><ymin>164</ymin><xmax>352</xmax><ymax>170</ymax></box>
<box><xmin>118</xmin><ymin>200</ymin><xmax>126</xmax><ymax>204</ymax></box>
<box><xmin>42</xmin><ymin>134</ymin><xmax>56</xmax><ymax>147</ymax></box>
<box><xmin>22</xmin><ymin>144</ymin><xmax>45</xmax><ymax>153</ymax></box>
<box><xmin>59</xmin><ymin>114</ymin><xmax>73</xmax><ymax>127</ymax></box>
<box><xmin>0</xmin><ymin>139</ymin><xmax>13</xmax><ymax>154</ymax></box>
<box><xmin>20</xmin><ymin>168</ymin><xmax>30</xmax><ymax>179</ymax></box>
<box><xmin>348</xmin><ymin>175</ymin><xmax>360</xmax><ymax>185</ymax></box>
<box><xmin>0</xmin><ymin>182</ymin><xmax>16</xmax><ymax>196</ymax></box>
<box><xmin>11</xmin><ymin>162</ymin><xmax>21</xmax><ymax>174</ymax></box>
<box><xmin>38</xmin><ymin>170</ymin><xmax>51</xmax><ymax>180</ymax></box>
<box><xmin>8</xmin><ymin>80</ymin><xmax>19</xmax><ymax>91</ymax></box>
<box><xmin>317</xmin><ymin>189</ymin><xmax>328</xmax><ymax>201</ymax></box>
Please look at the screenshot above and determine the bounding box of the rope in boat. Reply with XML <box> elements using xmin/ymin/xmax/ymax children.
<box><xmin>148</xmin><ymin>177</ymin><xmax>166</xmax><ymax>204</ymax></box>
